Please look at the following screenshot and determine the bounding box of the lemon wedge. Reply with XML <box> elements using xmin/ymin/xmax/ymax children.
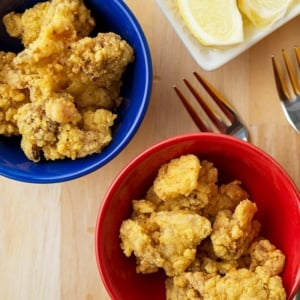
<box><xmin>238</xmin><ymin>0</ymin><xmax>292</xmax><ymax>27</ymax></box>
<box><xmin>177</xmin><ymin>0</ymin><xmax>243</xmax><ymax>46</ymax></box>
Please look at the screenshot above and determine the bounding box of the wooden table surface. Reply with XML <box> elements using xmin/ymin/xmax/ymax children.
<box><xmin>1</xmin><ymin>1</ymin><xmax>300</xmax><ymax>299</ymax></box>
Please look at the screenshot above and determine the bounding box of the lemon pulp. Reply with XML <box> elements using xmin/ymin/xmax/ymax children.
<box><xmin>238</xmin><ymin>0</ymin><xmax>292</xmax><ymax>27</ymax></box>
<box><xmin>177</xmin><ymin>0</ymin><xmax>243</xmax><ymax>46</ymax></box>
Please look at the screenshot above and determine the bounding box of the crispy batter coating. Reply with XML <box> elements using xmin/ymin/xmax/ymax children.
<box><xmin>201</xmin><ymin>180</ymin><xmax>249</xmax><ymax>221</ymax></box>
<box><xmin>119</xmin><ymin>154</ymin><xmax>287</xmax><ymax>299</ymax></box>
<box><xmin>3</xmin><ymin>0</ymin><xmax>95</xmax><ymax>48</ymax></box>
<box><xmin>248</xmin><ymin>239</ymin><xmax>285</xmax><ymax>276</ymax></box>
<box><xmin>146</xmin><ymin>158</ymin><xmax>218</xmax><ymax>213</ymax></box>
<box><xmin>0</xmin><ymin>52</ymin><xmax>30</xmax><ymax>135</ymax></box>
<box><xmin>210</xmin><ymin>199</ymin><xmax>261</xmax><ymax>260</ymax></box>
<box><xmin>0</xmin><ymin>0</ymin><xmax>134</xmax><ymax>161</ymax></box>
<box><xmin>120</xmin><ymin>211</ymin><xmax>212</xmax><ymax>276</ymax></box>
<box><xmin>166</xmin><ymin>268</ymin><xmax>286</xmax><ymax>300</ymax></box>
<box><xmin>3</xmin><ymin>2</ymin><xmax>51</xmax><ymax>47</ymax></box>
<box><xmin>66</xmin><ymin>33</ymin><xmax>134</xmax><ymax>88</ymax></box>
<box><xmin>16</xmin><ymin>98</ymin><xmax>115</xmax><ymax>161</ymax></box>
<box><xmin>153</xmin><ymin>155</ymin><xmax>201</xmax><ymax>200</ymax></box>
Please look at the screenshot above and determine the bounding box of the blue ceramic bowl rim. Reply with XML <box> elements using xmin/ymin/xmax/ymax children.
<box><xmin>0</xmin><ymin>0</ymin><xmax>153</xmax><ymax>183</ymax></box>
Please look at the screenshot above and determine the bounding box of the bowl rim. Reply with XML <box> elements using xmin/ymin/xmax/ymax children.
<box><xmin>95</xmin><ymin>132</ymin><xmax>300</xmax><ymax>299</ymax></box>
<box><xmin>0</xmin><ymin>0</ymin><xmax>153</xmax><ymax>183</ymax></box>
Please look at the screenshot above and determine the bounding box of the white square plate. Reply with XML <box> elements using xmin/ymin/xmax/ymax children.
<box><xmin>156</xmin><ymin>0</ymin><xmax>300</xmax><ymax>71</ymax></box>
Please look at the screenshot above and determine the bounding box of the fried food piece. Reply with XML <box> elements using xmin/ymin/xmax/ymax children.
<box><xmin>3</xmin><ymin>2</ymin><xmax>50</xmax><ymax>47</ymax></box>
<box><xmin>66</xmin><ymin>80</ymin><xmax>120</xmax><ymax>110</ymax></box>
<box><xmin>119</xmin><ymin>155</ymin><xmax>287</xmax><ymax>299</ymax></box>
<box><xmin>17</xmin><ymin>102</ymin><xmax>59</xmax><ymax>161</ymax></box>
<box><xmin>145</xmin><ymin>159</ymin><xmax>218</xmax><ymax>213</ymax></box>
<box><xmin>11</xmin><ymin>31</ymin><xmax>133</xmax><ymax>102</ymax></box>
<box><xmin>0</xmin><ymin>83</ymin><xmax>29</xmax><ymax>135</ymax></box>
<box><xmin>0</xmin><ymin>52</ymin><xmax>29</xmax><ymax>135</ymax></box>
<box><xmin>3</xmin><ymin>0</ymin><xmax>95</xmax><ymax>48</ymax></box>
<box><xmin>210</xmin><ymin>199</ymin><xmax>261</xmax><ymax>260</ymax></box>
<box><xmin>153</xmin><ymin>154</ymin><xmax>201</xmax><ymax>200</ymax></box>
<box><xmin>187</xmin><ymin>254</ymin><xmax>239</xmax><ymax>276</ymax></box>
<box><xmin>249</xmin><ymin>239</ymin><xmax>285</xmax><ymax>276</ymax></box>
<box><xmin>120</xmin><ymin>211</ymin><xmax>212</xmax><ymax>276</ymax></box>
<box><xmin>190</xmin><ymin>160</ymin><xmax>219</xmax><ymax>210</ymax></box>
<box><xmin>166</xmin><ymin>268</ymin><xmax>286</xmax><ymax>300</ymax></box>
<box><xmin>166</xmin><ymin>273</ymin><xmax>202</xmax><ymax>300</ymax></box>
<box><xmin>0</xmin><ymin>52</ymin><xmax>16</xmax><ymax>77</ymax></box>
<box><xmin>67</xmin><ymin>32</ymin><xmax>134</xmax><ymax>89</ymax></box>
<box><xmin>166</xmin><ymin>238</ymin><xmax>286</xmax><ymax>299</ymax></box>
<box><xmin>16</xmin><ymin>95</ymin><xmax>116</xmax><ymax>161</ymax></box>
<box><xmin>43</xmin><ymin>110</ymin><xmax>115</xmax><ymax>160</ymax></box>
<box><xmin>65</xmin><ymin>32</ymin><xmax>133</xmax><ymax>111</ymax></box>
<box><xmin>44</xmin><ymin>95</ymin><xmax>81</xmax><ymax>124</ymax></box>
<box><xmin>201</xmin><ymin>180</ymin><xmax>249</xmax><ymax>220</ymax></box>
<box><xmin>0</xmin><ymin>0</ymin><xmax>134</xmax><ymax>161</ymax></box>
<box><xmin>9</xmin><ymin>5</ymin><xmax>133</xmax><ymax>95</ymax></box>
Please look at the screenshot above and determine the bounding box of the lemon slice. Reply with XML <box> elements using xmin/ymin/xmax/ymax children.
<box><xmin>177</xmin><ymin>0</ymin><xmax>243</xmax><ymax>46</ymax></box>
<box><xmin>238</xmin><ymin>0</ymin><xmax>292</xmax><ymax>27</ymax></box>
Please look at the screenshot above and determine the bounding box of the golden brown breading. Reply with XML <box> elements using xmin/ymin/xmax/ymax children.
<box><xmin>66</xmin><ymin>80</ymin><xmax>120</xmax><ymax>110</ymax></box>
<box><xmin>8</xmin><ymin>10</ymin><xmax>134</xmax><ymax>106</ymax></box>
<box><xmin>3</xmin><ymin>2</ymin><xmax>51</xmax><ymax>47</ymax></box>
<box><xmin>17</xmin><ymin>102</ymin><xmax>59</xmax><ymax>161</ymax></box>
<box><xmin>0</xmin><ymin>83</ymin><xmax>29</xmax><ymax>136</ymax></box>
<box><xmin>153</xmin><ymin>154</ymin><xmax>201</xmax><ymax>201</ymax></box>
<box><xmin>3</xmin><ymin>0</ymin><xmax>95</xmax><ymax>49</ymax></box>
<box><xmin>43</xmin><ymin>110</ymin><xmax>115</xmax><ymax>161</ymax></box>
<box><xmin>0</xmin><ymin>0</ymin><xmax>134</xmax><ymax>161</ymax></box>
<box><xmin>120</xmin><ymin>211</ymin><xmax>212</xmax><ymax>276</ymax></box>
<box><xmin>186</xmin><ymin>255</ymin><xmax>239</xmax><ymax>276</ymax></box>
<box><xmin>248</xmin><ymin>239</ymin><xmax>285</xmax><ymax>276</ymax></box>
<box><xmin>210</xmin><ymin>199</ymin><xmax>261</xmax><ymax>260</ymax></box>
<box><xmin>144</xmin><ymin>158</ymin><xmax>218</xmax><ymax>213</ymax></box>
<box><xmin>120</xmin><ymin>155</ymin><xmax>287</xmax><ymax>299</ymax></box>
<box><xmin>0</xmin><ymin>52</ymin><xmax>29</xmax><ymax>135</ymax></box>
<box><xmin>66</xmin><ymin>33</ymin><xmax>134</xmax><ymax>88</ymax></box>
<box><xmin>16</xmin><ymin>98</ymin><xmax>116</xmax><ymax>162</ymax></box>
<box><xmin>201</xmin><ymin>180</ymin><xmax>249</xmax><ymax>221</ymax></box>
<box><xmin>166</xmin><ymin>268</ymin><xmax>286</xmax><ymax>300</ymax></box>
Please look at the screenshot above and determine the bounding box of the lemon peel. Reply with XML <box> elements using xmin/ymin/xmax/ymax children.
<box><xmin>238</xmin><ymin>0</ymin><xmax>292</xmax><ymax>27</ymax></box>
<box><xmin>177</xmin><ymin>0</ymin><xmax>243</xmax><ymax>46</ymax></box>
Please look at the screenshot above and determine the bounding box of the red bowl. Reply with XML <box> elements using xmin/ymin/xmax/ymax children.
<box><xmin>95</xmin><ymin>133</ymin><xmax>300</xmax><ymax>300</ymax></box>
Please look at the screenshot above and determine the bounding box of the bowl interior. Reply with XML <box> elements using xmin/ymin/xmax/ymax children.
<box><xmin>0</xmin><ymin>0</ymin><xmax>152</xmax><ymax>183</ymax></box>
<box><xmin>96</xmin><ymin>133</ymin><xmax>300</xmax><ymax>300</ymax></box>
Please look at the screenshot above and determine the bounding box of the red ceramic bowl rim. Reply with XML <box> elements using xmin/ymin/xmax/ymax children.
<box><xmin>95</xmin><ymin>132</ymin><xmax>300</xmax><ymax>298</ymax></box>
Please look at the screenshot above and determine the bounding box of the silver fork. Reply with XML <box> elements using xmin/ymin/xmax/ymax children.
<box><xmin>174</xmin><ymin>72</ymin><xmax>249</xmax><ymax>141</ymax></box>
<box><xmin>272</xmin><ymin>48</ymin><xmax>300</xmax><ymax>133</ymax></box>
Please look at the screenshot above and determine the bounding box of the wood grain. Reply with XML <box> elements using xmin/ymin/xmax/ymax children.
<box><xmin>0</xmin><ymin>1</ymin><xmax>299</xmax><ymax>299</ymax></box>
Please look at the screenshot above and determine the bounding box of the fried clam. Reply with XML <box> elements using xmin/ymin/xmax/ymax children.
<box><xmin>119</xmin><ymin>154</ymin><xmax>287</xmax><ymax>300</ymax></box>
<box><xmin>16</xmin><ymin>94</ymin><xmax>116</xmax><ymax>162</ymax></box>
<box><xmin>0</xmin><ymin>0</ymin><xmax>134</xmax><ymax>162</ymax></box>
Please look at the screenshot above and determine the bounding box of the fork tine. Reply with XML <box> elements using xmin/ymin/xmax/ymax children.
<box><xmin>294</xmin><ymin>47</ymin><xmax>300</xmax><ymax>67</ymax></box>
<box><xmin>183</xmin><ymin>78</ymin><xmax>227</xmax><ymax>133</ymax></box>
<box><xmin>272</xmin><ymin>49</ymin><xmax>300</xmax><ymax>133</ymax></box>
<box><xmin>173</xmin><ymin>85</ymin><xmax>209</xmax><ymax>132</ymax></box>
<box><xmin>282</xmin><ymin>49</ymin><xmax>300</xmax><ymax>95</ymax></box>
<box><xmin>174</xmin><ymin>74</ymin><xmax>249</xmax><ymax>140</ymax></box>
<box><xmin>193</xmin><ymin>72</ymin><xmax>235</xmax><ymax>123</ymax></box>
<box><xmin>272</xmin><ymin>55</ymin><xmax>290</xmax><ymax>101</ymax></box>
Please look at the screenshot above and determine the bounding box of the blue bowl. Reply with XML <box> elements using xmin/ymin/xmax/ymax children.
<box><xmin>0</xmin><ymin>0</ymin><xmax>152</xmax><ymax>183</ymax></box>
